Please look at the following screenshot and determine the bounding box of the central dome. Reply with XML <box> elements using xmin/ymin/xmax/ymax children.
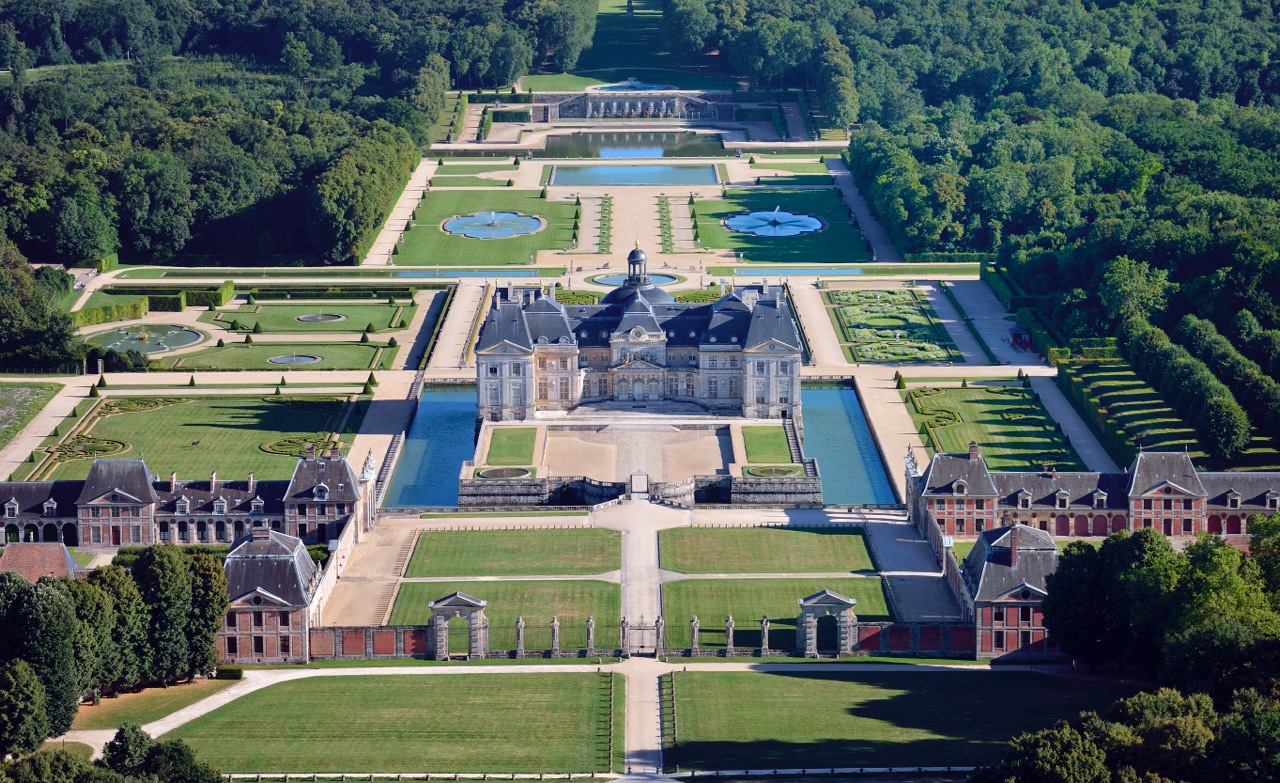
<box><xmin>602</xmin><ymin>245</ymin><xmax>675</xmax><ymax>305</ymax></box>
<box><xmin>627</xmin><ymin>246</ymin><xmax>648</xmax><ymax>265</ymax></box>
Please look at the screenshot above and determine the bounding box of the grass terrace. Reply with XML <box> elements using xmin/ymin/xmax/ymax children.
<box><xmin>824</xmin><ymin>288</ymin><xmax>961</xmax><ymax>363</ymax></box>
<box><xmin>390</xmin><ymin>580</ymin><xmax>620</xmax><ymax>649</ymax></box>
<box><xmin>43</xmin><ymin>396</ymin><xmax>357</xmax><ymax>481</ymax></box>
<box><xmin>662</xmin><ymin>578</ymin><xmax>891</xmax><ymax>650</ymax></box>
<box><xmin>0</xmin><ymin>383</ymin><xmax>60</xmax><ymax>450</ymax></box>
<box><xmin>905</xmin><ymin>384</ymin><xmax>1085</xmax><ymax>471</ymax></box>
<box><xmin>486</xmin><ymin>427</ymin><xmax>537</xmax><ymax>466</ymax></box>
<box><xmin>695</xmin><ymin>189</ymin><xmax>870</xmax><ymax>265</ymax></box>
<box><xmin>72</xmin><ymin>679</ymin><xmax>238</xmax><ymax>730</ymax></box>
<box><xmin>748</xmin><ymin>160</ymin><xmax>831</xmax><ymax>175</ymax></box>
<box><xmin>397</xmin><ymin>190</ymin><xmax>577</xmax><ymax>266</ymax></box>
<box><xmin>171</xmin><ymin>674</ymin><xmax>620</xmax><ymax>773</ymax></box>
<box><xmin>1063</xmin><ymin>364</ymin><xmax>1204</xmax><ymax>461</ymax></box>
<box><xmin>405</xmin><ymin>529</ymin><xmax>621</xmax><ymax>577</ymax></box>
<box><xmin>659</xmin><ymin>528</ymin><xmax>875</xmax><ymax>574</ymax></box>
<box><xmin>158</xmin><ymin>342</ymin><xmax>396</xmax><ymax>371</ymax></box>
<box><xmin>427</xmin><ymin>175</ymin><xmax>513</xmax><ymax>188</ymax></box>
<box><xmin>740</xmin><ymin>426</ymin><xmax>792</xmax><ymax>463</ymax></box>
<box><xmin>668</xmin><ymin>670</ymin><xmax>1142</xmax><ymax>771</ymax></box>
<box><xmin>199</xmin><ymin>302</ymin><xmax>415</xmax><ymax>334</ymax></box>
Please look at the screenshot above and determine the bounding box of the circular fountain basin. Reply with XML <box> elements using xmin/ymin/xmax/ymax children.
<box><xmin>442</xmin><ymin>212</ymin><xmax>545</xmax><ymax>240</ymax></box>
<box><xmin>589</xmin><ymin>79</ymin><xmax>677</xmax><ymax>92</ymax></box>
<box><xmin>268</xmin><ymin>354</ymin><xmax>322</xmax><ymax>365</ymax></box>
<box><xmin>591</xmin><ymin>273</ymin><xmax>679</xmax><ymax>286</ymax></box>
<box><xmin>725</xmin><ymin>210</ymin><xmax>825</xmax><ymax>237</ymax></box>
<box><xmin>478</xmin><ymin>467</ymin><xmax>531</xmax><ymax>479</ymax></box>
<box><xmin>296</xmin><ymin>313</ymin><xmax>347</xmax><ymax>323</ymax></box>
<box><xmin>83</xmin><ymin>325</ymin><xmax>203</xmax><ymax>354</ymax></box>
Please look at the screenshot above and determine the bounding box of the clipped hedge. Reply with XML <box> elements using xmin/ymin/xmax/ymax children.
<box><xmin>215</xmin><ymin>666</ymin><xmax>244</xmax><ymax>680</ymax></box>
<box><xmin>490</xmin><ymin>109</ymin><xmax>532</xmax><ymax>123</ymax></box>
<box><xmin>248</xmin><ymin>285</ymin><xmax>420</xmax><ymax>301</ymax></box>
<box><xmin>904</xmin><ymin>252</ymin><xmax>996</xmax><ymax>264</ymax></box>
<box><xmin>147</xmin><ymin>293</ymin><xmax>186</xmax><ymax>312</ymax></box>
<box><xmin>73</xmin><ymin>299</ymin><xmax>149</xmax><ymax>328</ymax></box>
<box><xmin>468</xmin><ymin>92</ymin><xmax>534</xmax><ymax>104</ymax></box>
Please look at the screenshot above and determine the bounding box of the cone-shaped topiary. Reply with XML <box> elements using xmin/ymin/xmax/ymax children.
<box><xmin>960</xmin><ymin>378</ymin><xmax>968</xmax><ymax>388</ymax></box>
<box><xmin>895</xmin><ymin>375</ymin><xmax>905</xmax><ymax>390</ymax></box>
<box><xmin>89</xmin><ymin>386</ymin><xmax>99</xmax><ymax>398</ymax></box>
<box><xmin>216</xmin><ymin>338</ymin><xmax>225</xmax><ymax>347</ymax></box>
<box><xmin>280</xmin><ymin>376</ymin><xmax>287</xmax><ymax>386</ymax></box>
<box><xmin>245</xmin><ymin>334</ymin><xmax>253</xmax><ymax>344</ymax></box>
<box><xmin>360</xmin><ymin>332</ymin><xmax>370</xmax><ymax>344</ymax></box>
<box><xmin>189</xmin><ymin>375</ymin><xmax>196</xmax><ymax>387</ymax></box>
<box><xmin>362</xmin><ymin>381</ymin><xmax>374</xmax><ymax>394</ymax></box>
<box><xmin>252</xmin><ymin>322</ymin><xmax>263</xmax><ymax>334</ymax></box>
<box><xmin>97</xmin><ymin>375</ymin><xmax>107</xmax><ymax>388</ymax></box>
<box><xmin>367</xmin><ymin>372</ymin><xmax>378</xmax><ymax>387</ymax></box>
<box><xmin>248</xmin><ymin>294</ymin><xmax>256</xmax><ymax>305</ymax></box>
<box><xmin>274</xmin><ymin>386</ymin><xmax>282</xmax><ymax>395</ymax></box>
<box><xmin>388</xmin><ymin>336</ymin><xmax>399</xmax><ymax>347</ymax></box>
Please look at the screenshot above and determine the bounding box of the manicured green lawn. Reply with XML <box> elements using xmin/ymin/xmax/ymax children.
<box><xmin>72</xmin><ymin>679</ymin><xmax>238</xmax><ymax>730</ymax></box>
<box><xmin>170</xmin><ymin>674</ymin><xmax>617</xmax><ymax>773</ymax></box>
<box><xmin>406</xmin><ymin>529</ymin><xmax>621</xmax><ymax>577</ymax></box>
<box><xmin>670</xmin><ymin>671</ymin><xmax>1141</xmax><ymax>770</ymax></box>
<box><xmin>487</xmin><ymin>427</ymin><xmax>537</xmax><ymax>465</ymax></box>
<box><xmin>397</xmin><ymin>190</ymin><xmax>577</xmax><ymax>266</ymax></box>
<box><xmin>82</xmin><ymin>290</ymin><xmax>146</xmax><ymax>310</ymax></box>
<box><xmin>694</xmin><ymin>189</ymin><xmax>871</xmax><ymax>265</ymax></box>
<box><xmin>390</xmin><ymin>581</ymin><xmax>621</xmax><ymax>649</ymax></box>
<box><xmin>659</xmin><ymin>528</ymin><xmax>874</xmax><ymax>574</ymax></box>
<box><xmin>662</xmin><ymin>578</ymin><xmax>892</xmax><ymax>650</ymax></box>
<box><xmin>435</xmin><ymin>163</ymin><xmax>519</xmax><ymax>175</ymax></box>
<box><xmin>48</xmin><ymin>397</ymin><xmax>351</xmax><ymax>480</ymax></box>
<box><xmin>749</xmin><ymin>160</ymin><xmax>831</xmax><ymax>174</ymax></box>
<box><xmin>824</xmin><ymin>288</ymin><xmax>960</xmax><ymax>363</ymax></box>
<box><xmin>905</xmin><ymin>385</ymin><xmax>1086</xmax><ymax>471</ymax></box>
<box><xmin>428</xmin><ymin>175</ymin><xmax>513</xmax><ymax>188</ymax></box>
<box><xmin>159</xmin><ymin>342</ymin><xmax>395</xmax><ymax>370</ymax></box>
<box><xmin>199</xmin><ymin>303</ymin><xmax>414</xmax><ymax>333</ymax></box>
<box><xmin>0</xmin><ymin>382</ymin><xmax>59</xmax><ymax>450</ymax></box>
<box><xmin>741</xmin><ymin>426</ymin><xmax>791</xmax><ymax>463</ymax></box>
<box><xmin>1068</xmin><ymin>364</ymin><xmax>1202</xmax><ymax>458</ymax></box>
<box><xmin>38</xmin><ymin>742</ymin><xmax>94</xmax><ymax>760</ymax></box>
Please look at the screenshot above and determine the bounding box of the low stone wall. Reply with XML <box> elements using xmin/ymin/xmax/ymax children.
<box><xmin>673</xmin><ymin>621</ymin><xmax>975</xmax><ymax>658</ymax></box>
<box><xmin>729</xmin><ymin>475</ymin><xmax>823</xmax><ymax>505</ymax></box>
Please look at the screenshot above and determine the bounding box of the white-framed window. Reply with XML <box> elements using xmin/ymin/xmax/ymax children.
<box><xmin>251</xmin><ymin>498</ymin><xmax>265</xmax><ymax>514</ymax></box>
<box><xmin>213</xmin><ymin>500</ymin><xmax>227</xmax><ymax>515</ymax></box>
<box><xmin>4</xmin><ymin>500</ymin><xmax>17</xmax><ymax>518</ymax></box>
<box><xmin>176</xmin><ymin>498</ymin><xmax>189</xmax><ymax>515</ymax></box>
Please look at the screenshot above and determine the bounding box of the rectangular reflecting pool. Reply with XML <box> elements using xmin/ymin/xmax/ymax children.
<box><xmin>382</xmin><ymin>386</ymin><xmax>478</xmax><ymax>508</ymax></box>
<box><xmin>800</xmin><ymin>384</ymin><xmax>897</xmax><ymax>505</ymax></box>
<box><xmin>538</xmin><ymin>131</ymin><xmax>729</xmax><ymax>159</ymax></box>
<box><xmin>549</xmin><ymin>164</ymin><xmax>719</xmax><ymax>186</ymax></box>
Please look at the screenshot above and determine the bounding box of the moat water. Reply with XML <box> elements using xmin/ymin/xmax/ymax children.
<box><xmin>383</xmin><ymin>384</ymin><xmax>894</xmax><ymax>508</ymax></box>
<box><xmin>549</xmin><ymin>164</ymin><xmax>718</xmax><ymax>186</ymax></box>
<box><xmin>538</xmin><ymin>131</ymin><xmax>729</xmax><ymax>159</ymax></box>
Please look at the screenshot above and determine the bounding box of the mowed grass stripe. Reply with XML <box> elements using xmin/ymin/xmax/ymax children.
<box><xmin>741</xmin><ymin>426</ymin><xmax>792</xmax><ymax>463</ymax></box>
<box><xmin>169</xmin><ymin>674</ymin><xmax>614</xmax><ymax>773</ymax></box>
<box><xmin>671</xmin><ymin>671</ymin><xmax>1141</xmax><ymax>769</ymax></box>
<box><xmin>398</xmin><ymin>190</ymin><xmax>577</xmax><ymax>266</ymax></box>
<box><xmin>405</xmin><ymin>529</ymin><xmax>621</xmax><ymax>577</ymax></box>
<box><xmin>662</xmin><ymin>578</ymin><xmax>892</xmax><ymax>650</ymax></box>
<box><xmin>659</xmin><ymin>528</ymin><xmax>874</xmax><ymax>574</ymax></box>
<box><xmin>486</xmin><ymin>427</ymin><xmax>537</xmax><ymax>466</ymax></box>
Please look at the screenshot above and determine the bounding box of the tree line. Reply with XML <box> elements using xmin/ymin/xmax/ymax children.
<box><xmin>0</xmin><ymin>724</ymin><xmax>219</xmax><ymax>783</ymax></box>
<box><xmin>973</xmin><ymin>520</ymin><xmax>1280</xmax><ymax>781</ymax></box>
<box><xmin>0</xmin><ymin>547</ymin><xmax>228</xmax><ymax>757</ymax></box>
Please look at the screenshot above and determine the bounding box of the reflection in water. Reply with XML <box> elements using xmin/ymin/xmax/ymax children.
<box><xmin>801</xmin><ymin>385</ymin><xmax>897</xmax><ymax>505</ymax></box>
<box><xmin>383</xmin><ymin>386</ymin><xmax>478</xmax><ymax>507</ymax></box>
<box><xmin>550</xmin><ymin>165</ymin><xmax>718</xmax><ymax>186</ymax></box>
<box><xmin>539</xmin><ymin>132</ymin><xmax>729</xmax><ymax>159</ymax></box>
<box><xmin>726</xmin><ymin>208</ymin><xmax>825</xmax><ymax>237</ymax></box>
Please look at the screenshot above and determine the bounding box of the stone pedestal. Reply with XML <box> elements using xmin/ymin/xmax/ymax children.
<box><xmin>760</xmin><ymin>616</ymin><xmax>770</xmax><ymax>655</ymax></box>
<box><xmin>690</xmin><ymin>615</ymin><xmax>700</xmax><ymax>655</ymax></box>
<box><xmin>725</xmin><ymin>615</ymin><xmax>735</xmax><ymax>656</ymax></box>
<box><xmin>551</xmin><ymin>616</ymin><xmax>561</xmax><ymax>657</ymax></box>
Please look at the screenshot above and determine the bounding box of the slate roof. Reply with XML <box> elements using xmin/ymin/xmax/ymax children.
<box><xmin>0</xmin><ymin>543</ymin><xmax>78</xmax><ymax>582</ymax></box>
<box><xmin>0</xmin><ymin>481</ymin><xmax>83</xmax><ymax>519</ymax></box>
<box><xmin>284</xmin><ymin>456</ymin><xmax>361</xmax><ymax>503</ymax></box>
<box><xmin>1128</xmin><ymin>451</ymin><xmax>1205</xmax><ymax>496</ymax></box>
<box><xmin>155</xmin><ymin>479</ymin><xmax>288</xmax><ymax>516</ymax></box>
<box><xmin>920</xmin><ymin>451</ymin><xmax>999</xmax><ymax>496</ymax></box>
<box><xmin>992</xmin><ymin>472</ymin><xmax>1131</xmax><ymax>509</ymax></box>
<box><xmin>76</xmin><ymin>459</ymin><xmax>159</xmax><ymax>505</ymax></box>
<box><xmin>224</xmin><ymin>530</ymin><xmax>318</xmax><ymax>606</ymax></box>
<box><xmin>961</xmin><ymin>524</ymin><xmax>1058</xmax><ymax>603</ymax></box>
<box><xmin>1199</xmin><ymin>472</ymin><xmax>1280</xmax><ymax>509</ymax></box>
<box><xmin>476</xmin><ymin>262</ymin><xmax>800</xmax><ymax>354</ymax></box>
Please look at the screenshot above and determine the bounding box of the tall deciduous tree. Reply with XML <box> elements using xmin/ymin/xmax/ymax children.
<box><xmin>131</xmin><ymin>546</ymin><xmax>192</xmax><ymax>684</ymax></box>
<box><xmin>1042</xmin><ymin>541</ymin><xmax>1110</xmax><ymax>666</ymax></box>
<box><xmin>87</xmin><ymin>565</ymin><xmax>149</xmax><ymax>692</ymax></box>
<box><xmin>1099</xmin><ymin>256</ymin><xmax>1175</xmax><ymax>324</ymax></box>
<box><xmin>118</xmin><ymin>150</ymin><xmax>193</xmax><ymax>260</ymax></box>
<box><xmin>10</xmin><ymin>579</ymin><xmax>79</xmax><ymax>735</ymax></box>
<box><xmin>0</xmin><ymin>659</ymin><xmax>48</xmax><ymax>758</ymax></box>
<box><xmin>186</xmin><ymin>553</ymin><xmax>228</xmax><ymax>679</ymax></box>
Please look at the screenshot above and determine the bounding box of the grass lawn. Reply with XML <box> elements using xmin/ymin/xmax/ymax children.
<box><xmin>0</xmin><ymin>383</ymin><xmax>59</xmax><ymax>450</ymax></box>
<box><xmin>705</xmin><ymin>263</ymin><xmax>980</xmax><ymax>277</ymax></box>
<box><xmin>390</xmin><ymin>581</ymin><xmax>620</xmax><ymax>649</ymax></box>
<box><xmin>824</xmin><ymin>288</ymin><xmax>960</xmax><ymax>363</ymax></box>
<box><xmin>428</xmin><ymin>175</ymin><xmax>513</xmax><ymax>188</ymax></box>
<box><xmin>659</xmin><ymin>528</ymin><xmax>874</xmax><ymax>574</ymax></box>
<box><xmin>662</xmin><ymin>578</ymin><xmax>892</xmax><ymax>650</ymax></box>
<box><xmin>170</xmin><ymin>674</ymin><xmax>617</xmax><ymax>773</ymax></box>
<box><xmin>749</xmin><ymin>160</ymin><xmax>830</xmax><ymax>174</ymax></box>
<box><xmin>741</xmin><ymin>426</ymin><xmax>791</xmax><ymax>463</ymax></box>
<box><xmin>905</xmin><ymin>385</ymin><xmax>1086</xmax><ymax>471</ymax></box>
<box><xmin>487</xmin><ymin>427</ymin><xmax>537</xmax><ymax>465</ymax></box>
<box><xmin>1068</xmin><ymin>364</ymin><xmax>1202</xmax><ymax>459</ymax></box>
<box><xmin>199</xmin><ymin>303</ymin><xmax>415</xmax><ymax>334</ymax></box>
<box><xmin>522</xmin><ymin>68</ymin><xmax>739</xmax><ymax>92</ymax></box>
<box><xmin>48</xmin><ymin>397</ymin><xmax>351</xmax><ymax>480</ymax></box>
<box><xmin>670</xmin><ymin>670</ymin><xmax>1141</xmax><ymax>770</ymax></box>
<box><xmin>695</xmin><ymin>189</ymin><xmax>870</xmax><ymax>265</ymax></box>
<box><xmin>160</xmin><ymin>342</ymin><xmax>394</xmax><ymax>371</ymax></box>
<box><xmin>397</xmin><ymin>190</ymin><xmax>577</xmax><ymax>266</ymax></box>
<box><xmin>72</xmin><ymin>679</ymin><xmax>238</xmax><ymax>730</ymax></box>
<box><xmin>82</xmin><ymin>290</ymin><xmax>146</xmax><ymax>311</ymax></box>
<box><xmin>436</xmin><ymin>163</ymin><xmax>519</xmax><ymax>175</ymax></box>
<box><xmin>39</xmin><ymin>742</ymin><xmax>94</xmax><ymax>760</ymax></box>
<box><xmin>406</xmin><ymin>529</ymin><xmax>621</xmax><ymax>577</ymax></box>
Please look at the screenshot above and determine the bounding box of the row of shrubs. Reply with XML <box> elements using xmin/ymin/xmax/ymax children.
<box><xmin>1057</xmin><ymin>366</ymin><xmax>1140</xmax><ymax>466</ymax></box>
<box><xmin>73</xmin><ymin>282</ymin><xmax>236</xmax><ymax>327</ymax></box>
<box><xmin>1176</xmin><ymin>315</ymin><xmax>1280</xmax><ymax>440</ymax></box>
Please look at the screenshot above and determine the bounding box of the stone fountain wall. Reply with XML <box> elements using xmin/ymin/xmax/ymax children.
<box><xmin>535</xmin><ymin>91</ymin><xmax>734</xmax><ymax>122</ymax></box>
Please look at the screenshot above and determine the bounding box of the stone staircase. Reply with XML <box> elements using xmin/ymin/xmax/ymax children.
<box><xmin>783</xmin><ymin>417</ymin><xmax>804</xmax><ymax>463</ymax></box>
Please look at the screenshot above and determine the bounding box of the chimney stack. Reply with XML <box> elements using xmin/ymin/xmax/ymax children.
<box><xmin>305</xmin><ymin>443</ymin><xmax>316</xmax><ymax>460</ymax></box>
<box><xmin>247</xmin><ymin>471</ymin><xmax>255</xmax><ymax>495</ymax></box>
<box><xmin>169</xmin><ymin>471</ymin><xmax>177</xmax><ymax>492</ymax></box>
<box><xmin>968</xmin><ymin>441</ymin><xmax>980</xmax><ymax>461</ymax></box>
<box><xmin>210</xmin><ymin>471</ymin><xmax>217</xmax><ymax>493</ymax></box>
<box><xmin>251</xmin><ymin>520</ymin><xmax>270</xmax><ymax>541</ymax></box>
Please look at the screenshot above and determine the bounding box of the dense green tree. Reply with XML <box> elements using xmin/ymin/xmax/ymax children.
<box><xmin>185</xmin><ymin>553</ymin><xmax>228</xmax><ymax>679</ymax></box>
<box><xmin>1042</xmin><ymin>542</ymin><xmax>1110</xmax><ymax>666</ymax></box>
<box><xmin>130</xmin><ymin>546</ymin><xmax>192</xmax><ymax>683</ymax></box>
<box><xmin>1099</xmin><ymin>257</ymin><xmax>1175</xmax><ymax>325</ymax></box>
<box><xmin>663</xmin><ymin>0</ymin><xmax>717</xmax><ymax>65</ymax></box>
<box><xmin>1249</xmin><ymin>513</ymin><xmax>1280</xmax><ymax>611</ymax></box>
<box><xmin>9</xmin><ymin>579</ymin><xmax>79</xmax><ymax>735</ymax></box>
<box><xmin>139</xmin><ymin>738</ymin><xmax>221</xmax><ymax>783</ymax></box>
<box><xmin>102</xmin><ymin>724</ymin><xmax>153</xmax><ymax>777</ymax></box>
<box><xmin>52</xmin><ymin>189</ymin><xmax>117</xmax><ymax>265</ymax></box>
<box><xmin>1208</xmin><ymin>707</ymin><xmax>1280</xmax><ymax>782</ymax></box>
<box><xmin>971</xmin><ymin>722</ymin><xmax>1109</xmax><ymax>783</ymax></box>
<box><xmin>0</xmin><ymin>659</ymin><xmax>48</xmax><ymax>759</ymax></box>
<box><xmin>117</xmin><ymin>150</ymin><xmax>193</xmax><ymax>260</ymax></box>
<box><xmin>280</xmin><ymin>33</ymin><xmax>312</xmax><ymax>79</ymax></box>
<box><xmin>87</xmin><ymin>566</ymin><xmax>148</xmax><ymax>692</ymax></box>
<box><xmin>46</xmin><ymin>578</ymin><xmax>117</xmax><ymax>700</ymax></box>
<box><xmin>410</xmin><ymin>54</ymin><xmax>451</xmax><ymax>126</ymax></box>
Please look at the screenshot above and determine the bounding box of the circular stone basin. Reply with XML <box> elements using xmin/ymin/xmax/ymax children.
<box><xmin>478</xmin><ymin>467</ymin><xmax>531</xmax><ymax>479</ymax></box>
<box><xmin>296</xmin><ymin>313</ymin><xmax>347</xmax><ymax>323</ymax></box>
<box><xmin>592</xmin><ymin>273</ymin><xmax>678</xmax><ymax>286</ymax></box>
<box><xmin>83</xmin><ymin>325</ymin><xmax>202</xmax><ymax>354</ymax></box>
<box><xmin>442</xmin><ymin>211</ymin><xmax>545</xmax><ymax>240</ymax></box>
<box><xmin>268</xmin><ymin>354</ymin><xmax>322</xmax><ymax>365</ymax></box>
<box><xmin>747</xmin><ymin>465</ymin><xmax>802</xmax><ymax>477</ymax></box>
<box><xmin>725</xmin><ymin>209</ymin><xmax>825</xmax><ymax>237</ymax></box>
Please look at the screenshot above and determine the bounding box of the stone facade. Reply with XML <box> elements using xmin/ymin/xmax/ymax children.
<box><xmin>475</xmin><ymin>247</ymin><xmax>803</xmax><ymax>422</ymax></box>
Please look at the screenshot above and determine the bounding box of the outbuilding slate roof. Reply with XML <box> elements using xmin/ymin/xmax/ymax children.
<box><xmin>224</xmin><ymin>529</ymin><xmax>318</xmax><ymax>606</ymax></box>
<box><xmin>961</xmin><ymin>524</ymin><xmax>1058</xmax><ymax>603</ymax></box>
<box><xmin>76</xmin><ymin>459</ymin><xmax>159</xmax><ymax>505</ymax></box>
<box><xmin>920</xmin><ymin>452</ymin><xmax>999</xmax><ymax>496</ymax></box>
<box><xmin>0</xmin><ymin>481</ymin><xmax>83</xmax><ymax>519</ymax></box>
<box><xmin>1128</xmin><ymin>451</ymin><xmax>1205</xmax><ymax>496</ymax></box>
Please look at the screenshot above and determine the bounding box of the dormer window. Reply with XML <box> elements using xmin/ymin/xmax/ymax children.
<box><xmin>1017</xmin><ymin>490</ymin><xmax>1031</xmax><ymax>509</ymax></box>
<box><xmin>1269</xmin><ymin>492</ymin><xmax>1279</xmax><ymax>510</ymax></box>
<box><xmin>175</xmin><ymin>497</ymin><xmax>190</xmax><ymax>515</ymax></box>
<box><xmin>4</xmin><ymin>499</ymin><xmax>17</xmax><ymax>518</ymax></box>
<box><xmin>1056</xmin><ymin>491</ymin><xmax>1070</xmax><ymax>509</ymax></box>
<box><xmin>251</xmin><ymin>498</ymin><xmax>265</xmax><ymax>514</ymax></box>
<box><xmin>954</xmin><ymin>480</ymin><xmax>967</xmax><ymax>495</ymax></box>
<box><xmin>212</xmin><ymin>499</ymin><xmax>227</xmax><ymax>515</ymax></box>
<box><xmin>315</xmin><ymin>483</ymin><xmax>329</xmax><ymax>501</ymax></box>
<box><xmin>1227</xmin><ymin>491</ymin><xmax>1241</xmax><ymax>509</ymax></box>
<box><xmin>1094</xmin><ymin>492</ymin><xmax>1107</xmax><ymax>509</ymax></box>
<box><xmin>42</xmin><ymin>499</ymin><xmax>56</xmax><ymax>517</ymax></box>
